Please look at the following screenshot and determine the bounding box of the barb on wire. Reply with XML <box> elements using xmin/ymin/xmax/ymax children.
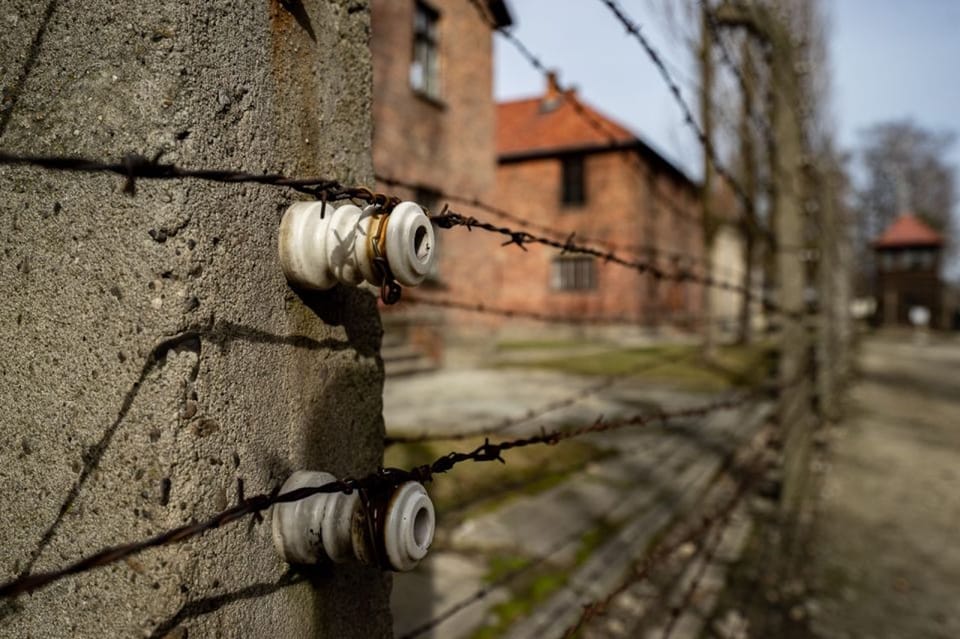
<box><xmin>397</xmin><ymin>452</ymin><xmax>659</xmax><ymax>639</ymax></box>
<box><xmin>0</xmin><ymin>151</ymin><xmax>390</xmax><ymax>203</ymax></box>
<box><xmin>0</xmin><ymin>386</ymin><xmax>774</xmax><ymax>601</ymax></box>
<box><xmin>378</xmin><ymin>173</ymin><xmax>740</xmax><ymax>277</ymax></box>
<box><xmin>385</xmin><ymin>376</ymin><xmax>617</xmax><ymax>446</ymax></box>
<box><xmin>431</xmin><ymin>209</ymin><xmax>778</xmax><ymax>311</ymax></box>
<box><xmin>385</xmin><ymin>341</ymin><xmax>713</xmax><ymax>446</ymax></box>
<box><xmin>595</xmin><ymin>0</ymin><xmax>754</xmax><ymax>214</ymax></box>
<box><xmin>0</xmin><ymin>149</ymin><xmax>764</xmax><ymax>305</ymax></box>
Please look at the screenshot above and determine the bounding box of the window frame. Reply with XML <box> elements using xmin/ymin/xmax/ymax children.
<box><xmin>551</xmin><ymin>256</ymin><xmax>597</xmax><ymax>292</ymax></box>
<box><xmin>560</xmin><ymin>155</ymin><xmax>586</xmax><ymax>207</ymax></box>
<box><xmin>410</xmin><ymin>1</ymin><xmax>441</xmax><ymax>102</ymax></box>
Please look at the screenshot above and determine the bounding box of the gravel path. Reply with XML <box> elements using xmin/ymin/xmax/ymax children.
<box><xmin>808</xmin><ymin>334</ymin><xmax>960</xmax><ymax>639</ymax></box>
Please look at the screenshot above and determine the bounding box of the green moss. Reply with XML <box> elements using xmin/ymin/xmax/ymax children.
<box><xmin>575</xmin><ymin>519</ymin><xmax>620</xmax><ymax>565</ymax></box>
<box><xmin>485</xmin><ymin>554</ymin><xmax>529</xmax><ymax>584</ymax></box>
<box><xmin>496</xmin><ymin>339</ymin><xmax>602</xmax><ymax>351</ymax></box>
<box><xmin>470</xmin><ymin>569</ymin><xmax>570</xmax><ymax>639</ymax></box>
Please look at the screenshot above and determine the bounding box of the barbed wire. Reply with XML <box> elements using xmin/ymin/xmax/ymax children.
<box><xmin>560</xmin><ymin>437</ymin><xmax>766</xmax><ymax>638</ymax></box>
<box><xmin>397</xmin><ymin>444</ymin><xmax>670</xmax><ymax>639</ymax></box>
<box><xmin>378</xmin><ymin>173</ymin><xmax>748</xmax><ymax>280</ymax></box>
<box><xmin>398</xmin><ymin>294</ymin><xmax>769</xmax><ymax>329</ymax></box>
<box><xmin>401</xmin><ymin>415</ymin><xmax>756</xmax><ymax>639</ymax></box>
<box><xmin>430</xmin><ymin>210</ymin><xmax>777</xmax><ymax>310</ymax></box>
<box><xmin>700</xmin><ymin>0</ymin><xmax>774</xmax><ymax>144</ymax></box>
<box><xmin>0</xmin><ymin>385</ymin><xmax>776</xmax><ymax>600</ymax></box>
<box><xmin>659</xmin><ymin>507</ymin><xmax>730</xmax><ymax>639</ymax></box>
<box><xmin>0</xmin><ymin>151</ymin><xmax>387</xmax><ymax>202</ymax></box>
<box><xmin>385</xmin><ymin>376</ymin><xmax>616</xmax><ymax>446</ymax></box>
<box><xmin>385</xmin><ymin>344</ymin><xmax>713</xmax><ymax>446</ymax></box>
<box><xmin>595</xmin><ymin>0</ymin><xmax>754</xmax><ymax>215</ymax></box>
<box><xmin>463</xmin><ymin>0</ymin><xmax>707</xmax><ymax>230</ymax></box>
<box><xmin>0</xmin><ymin>150</ymin><xmax>766</xmax><ymax>307</ymax></box>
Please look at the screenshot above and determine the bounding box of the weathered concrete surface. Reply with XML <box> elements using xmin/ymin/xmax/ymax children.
<box><xmin>0</xmin><ymin>2</ymin><xmax>390</xmax><ymax>638</ymax></box>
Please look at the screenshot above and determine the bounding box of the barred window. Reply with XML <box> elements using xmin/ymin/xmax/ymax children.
<box><xmin>411</xmin><ymin>2</ymin><xmax>440</xmax><ymax>99</ymax></box>
<box><xmin>551</xmin><ymin>257</ymin><xmax>597</xmax><ymax>291</ymax></box>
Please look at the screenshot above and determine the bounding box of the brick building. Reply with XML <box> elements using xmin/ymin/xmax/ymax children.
<box><xmin>371</xmin><ymin>0</ymin><xmax>510</xmax><ymax>202</ymax></box>
<box><xmin>371</xmin><ymin>2</ymin><xmax>711</xmax><ymax>366</ymax></box>
<box><xmin>872</xmin><ymin>213</ymin><xmax>946</xmax><ymax>328</ymax></box>
<box><xmin>370</xmin><ymin>0</ymin><xmax>511</xmax><ymax>371</ymax></box>
<box><xmin>421</xmin><ymin>73</ymin><xmax>706</xmax><ymax>336</ymax></box>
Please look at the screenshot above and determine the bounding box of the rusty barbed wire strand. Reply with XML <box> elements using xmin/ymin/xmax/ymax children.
<box><xmin>659</xmin><ymin>504</ymin><xmax>731</xmax><ymax>639</ymax></box>
<box><xmin>0</xmin><ymin>151</ymin><xmax>391</xmax><ymax>203</ymax></box>
<box><xmin>0</xmin><ymin>383</ymin><xmax>782</xmax><ymax>600</ymax></box>
<box><xmin>560</xmin><ymin>438</ymin><xmax>767</xmax><ymax>638</ymax></box>
<box><xmin>385</xmin><ymin>377</ymin><xmax>616</xmax><ymax>446</ymax></box>
<box><xmin>700</xmin><ymin>0</ymin><xmax>774</xmax><ymax>143</ymax></box>
<box><xmin>595</xmin><ymin>0</ymin><xmax>755</xmax><ymax>214</ymax></box>
<box><xmin>397</xmin><ymin>449</ymin><xmax>667</xmax><ymax>639</ymax></box>
<box><xmin>0</xmin><ymin>150</ymin><xmax>766</xmax><ymax>304</ymax></box>
<box><xmin>377</xmin><ymin>173</ymin><xmax>746</xmax><ymax>280</ymax></box>
<box><xmin>462</xmin><ymin>0</ymin><xmax>707</xmax><ymax>230</ymax></box>
<box><xmin>385</xmin><ymin>345</ymin><xmax>711</xmax><ymax>446</ymax></box>
<box><xmin>400</xmin><ymin>414</ymin><xmax>754</xmax><ymax>639</ymax></box>
<box><xmin>430</xmin><ymin>209</ymin><xmax>782</xmax><ymax>312</ymax></box>
<box><xmin>399</xmin><ymin>294</ymin><xmax>773</xmax><ymax>329</ymax></box>
<box><xmin>399</xmin><ymin>522</ymin><xmax>583</xmax><ymax>639</ymax></box>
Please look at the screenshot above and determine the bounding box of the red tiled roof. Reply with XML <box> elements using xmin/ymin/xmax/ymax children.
<box><xmin>872</xmin><ymin>213</ymin><xmax>944</xmax><ymax>248</ymax></box>
<box><xmin>496</xmin><ymin>91</ymin><xmax>636</xmax><ymax>156</ymax></box>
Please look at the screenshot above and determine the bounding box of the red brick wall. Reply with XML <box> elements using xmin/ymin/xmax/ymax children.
<box><xmin>417</xmin><ymin>148</ymin><xmax>705</xmax><ymax>330</ymax></box>
<box><xmin>371</xmin><ymin>0</ymin><xmax>496</xmax><ymax>200</ymax></box>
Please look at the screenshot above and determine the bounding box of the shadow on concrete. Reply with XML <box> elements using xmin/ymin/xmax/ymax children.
<box><xmin>148</xmin><ymin>568</ymin><xmax>308</xmax><ymax>638</ymax></box>
<box><xmin>0</xmin><ymin>0</ymin><xmax>60</xmax><ymax>138</ymax></box>
<box><xmin>12</xmin><ymin>319</ymin><xmax>355</xmax><ymax>593</ymax></box>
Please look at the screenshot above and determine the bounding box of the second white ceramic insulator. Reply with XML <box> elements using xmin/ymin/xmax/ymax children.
<box><xmin>271</xmin><ymin>470</ymin><xmax>436</xmax><ymax>572</ymax></box>
<box><xmin>278</xmin><ymin>200</ymin><xmax>437</xmax><ymax>291</ymax></box>
<box><xmin>384</xmin><ymin>482</ymin><xmax>435</xmax><ymax>572</ymax></box>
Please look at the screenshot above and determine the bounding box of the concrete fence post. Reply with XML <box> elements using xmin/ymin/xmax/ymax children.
<box><xmin>0</xmin><ymin>1</ymin><xmax>393</xmax><ymax>637</ymax></box>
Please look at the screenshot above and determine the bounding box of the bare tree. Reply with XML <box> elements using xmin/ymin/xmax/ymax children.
<box><xmin>856</xmin><ymin>120</ymin><xmax>957</xmax><ymax>240</ymax></box>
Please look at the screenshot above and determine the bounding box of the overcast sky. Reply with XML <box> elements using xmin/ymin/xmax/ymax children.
<box><xmin>494</xmin><ymin>0</ymin><xmax>960</xmax><ymax>201</ymax></box>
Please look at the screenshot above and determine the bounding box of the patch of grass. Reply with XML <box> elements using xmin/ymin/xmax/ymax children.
<box><xmin>485</xmin><ymin>554</ymin><xmax>529</xmax><ymax>584</ymax></box>
<box><xmin>471</xmin><ymin>518</ymin><xmax>627</xmax><ymax>637</ymax></box>
<box><xmin>496</xmin><ymin>338</ymin><xmax>600</xmax><ymax>351</ymax></box>
<box><xmin>470</xmin><ymin>570</ymin><xmax>569</xmax><ymax>639</ymax></box>
<box><xmin>575</xmin><ymin>519</ymin><xmax>620</xmax><ymax>565</ymax></box>
<box><xmin>383</xmin><ymin>437</ymin><xmax>602</xmax><ymax>518</ymax></box>
<box><xmin>507</xmin><ymin>343</ymin><xmax>777</xmax><ymax>392</ymax></box>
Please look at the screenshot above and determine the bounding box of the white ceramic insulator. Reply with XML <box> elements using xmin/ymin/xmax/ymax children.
<box><xmin>384</xmin><ymin>481</ymin><xmax>436</xmax><ymax>572</ymax></box>
<box><xmin>278</xmin><ymin>200</ymin><xmax>437</xmax><ymax>290</ymax></box>
<box><xmin>271</xmin><ymin>471</ymin><xmax>359</xmax><ymax>565</ymax></box>
<box><xmin>271</xmin><ymin>471</ymin><xmax>435</xmax><ymax>572</ymax></box>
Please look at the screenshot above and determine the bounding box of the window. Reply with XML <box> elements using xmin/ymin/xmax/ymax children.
<box><xmin>410</xmin><ymin>2</ymin><xmax>440</xmax><ymax>99</ymax></box>
<box><xmin>561</xmin><ymin>155</ymin><xmax>586</xmax><ymax>206</ymax></box>
<box><xmin>551</xmin><ymin>257</ymin><xmax>597</xmax><ymax>291</ymax></box>
<box><xmin>880</xmin><ymin>252</ymin><xmax>895</xmax><ymax>272</ymax></box>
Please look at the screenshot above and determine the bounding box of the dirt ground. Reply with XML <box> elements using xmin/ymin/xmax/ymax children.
<box><xmin>716</xmin><ymin>333</ymin><xmax>960</xmax><ymax>639</ymax></box>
